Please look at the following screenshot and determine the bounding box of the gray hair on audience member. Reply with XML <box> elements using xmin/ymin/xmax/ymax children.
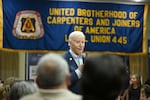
<box><xmin>37</xmin><ymin>53</ymin><xmax>69</xmax><ymax>88</ymax></box>
<box><xmin>8</xmin><ymin>81</ymin><xmax>38</xmax><ymax>100</ymax></box>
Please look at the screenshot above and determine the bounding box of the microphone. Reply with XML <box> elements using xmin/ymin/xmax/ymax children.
<box><xmin>82</xmin><ymin>53</ymin><xmax>87</xmax><ymax>64</ymax></box>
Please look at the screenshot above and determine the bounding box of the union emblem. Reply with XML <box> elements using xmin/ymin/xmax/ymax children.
<box><xmin>12</xmin><ymin>10</ymin><xmax>44</xmax><ymax>39</ymax></box>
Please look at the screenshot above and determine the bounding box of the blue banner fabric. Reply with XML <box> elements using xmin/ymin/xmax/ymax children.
<box><xmin>1</xmin><ymin>0</ymin><xmax>148</xmax><ymax>54</ymax></box>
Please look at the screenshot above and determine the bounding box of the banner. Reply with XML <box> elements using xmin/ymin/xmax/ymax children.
<box><xmin>0</xmin><ymin>0</ymin><xmax>148</xmax><ymax>54</ymax></box>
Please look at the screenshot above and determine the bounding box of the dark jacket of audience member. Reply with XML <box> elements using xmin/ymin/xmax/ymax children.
<box><xmin>81</xmin><ymin>54</ymin><xmax>128</xmax><ymax>100</ymax></box>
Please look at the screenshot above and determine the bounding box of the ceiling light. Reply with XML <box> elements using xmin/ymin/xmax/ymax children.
<box><xmin>134</xmin><ymin>0</ymin><xmax>143</xmax><ymax>2</ymax></box>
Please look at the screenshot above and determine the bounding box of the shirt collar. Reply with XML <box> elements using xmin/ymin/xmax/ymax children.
<box><xmin>39</xmin><ymin>88</ymin><xmax>69</xmax><ymax>94</ymax></box>
<box><xmin>69</xmin><ymin>49</ymin><xmax>82</xmax><ymax>58</ymax></box>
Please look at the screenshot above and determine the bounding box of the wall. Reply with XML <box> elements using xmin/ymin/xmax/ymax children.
<box><xmin>18</xmin><ymin>52</ymin><xmax>26</xmax><ymax>80</ymax></box>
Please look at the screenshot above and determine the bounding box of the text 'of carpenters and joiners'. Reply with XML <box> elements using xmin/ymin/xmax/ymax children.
<box><xmin>47</xmin><ymin>8</ymin><xmax>140</xmax><ymax>44</ymax></box>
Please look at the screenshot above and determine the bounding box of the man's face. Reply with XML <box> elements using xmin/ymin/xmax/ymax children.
<box><xmin>69</xmin><ymin>34</ymin><xmax>85</xmax><ymax>56</ymax></box>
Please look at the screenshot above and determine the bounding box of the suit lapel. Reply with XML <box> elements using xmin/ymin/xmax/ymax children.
<box><xmin>67</xmin><ymin>51</ymin><xmax>78</xmax><ymax>69</ymax></box>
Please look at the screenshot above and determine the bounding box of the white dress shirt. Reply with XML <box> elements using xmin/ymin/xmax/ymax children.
<box><xmin>69</xmin><ymin>49</ymin><xmax>83</xmax><ymax>78</ymax></box>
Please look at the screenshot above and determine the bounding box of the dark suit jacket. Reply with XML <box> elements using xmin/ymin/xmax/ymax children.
<box><xmin>62</xmin><ymin>51</ymin><xmax>84</xmax><ymax>94</ymax></box>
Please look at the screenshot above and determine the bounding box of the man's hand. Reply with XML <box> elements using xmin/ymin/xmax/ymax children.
<box><xmin>78</xmin><ymin>64</ymin><xmax>84</xmax><ymax>72</ymax></box>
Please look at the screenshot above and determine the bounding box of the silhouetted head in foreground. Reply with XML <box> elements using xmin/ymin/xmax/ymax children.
<box><xmin>81</xmin><ymin>54</ymin><xmax>128</xmax><ymax>100</ymax></box>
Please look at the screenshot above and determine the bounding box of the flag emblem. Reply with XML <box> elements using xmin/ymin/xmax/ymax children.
<box><xmin>12</xmin><ymin>10</ymin><xmax>44</xmax><ymax>39</ymax></box>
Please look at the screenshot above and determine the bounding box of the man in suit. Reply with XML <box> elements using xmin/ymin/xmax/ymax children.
<box><xmin>62</xmin><ymin>31</ymin><xmax>86</xmax><ymax>94</ymax></box>
<box><xmin>21</xmin><ymin>53</ymin><xmax>81</xmax><ymax>100</ymax></box>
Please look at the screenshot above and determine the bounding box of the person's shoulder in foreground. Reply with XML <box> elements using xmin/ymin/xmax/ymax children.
<box><xmin>20</xmin><ymin>89</ymin><xmax>81</xmax><ymax>100</ymax></box>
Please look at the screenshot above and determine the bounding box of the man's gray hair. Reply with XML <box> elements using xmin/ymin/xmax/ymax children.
<box><xmin>68</xmin><ymin>31</ymin><xmax>85</xmax><ymax>41</ymax></box>
<box><xmin>9</xmin><ymin>81</ymin><xmax>38</xmax><ymax>100</ymax></box>
<box><xmin>37</xmin><ymin>53</ymin><xmax>69</xmax><ymax>88</ymax></box>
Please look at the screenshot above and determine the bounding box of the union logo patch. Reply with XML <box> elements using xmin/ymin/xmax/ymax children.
<box><xmin>13</xmin><ymin>10</ymin><xmax>44</xmax><ymax>39</ymax></box>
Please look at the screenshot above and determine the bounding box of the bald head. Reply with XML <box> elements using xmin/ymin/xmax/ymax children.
<box><xmin>68</xmin><ymin>31</ymin><xmax>85</xmax><ymax>56</ymax></box>
<box><xmin>36</xmin><ymin>53</ymin><xmax>69</xmax><ymax>89</ymax></box>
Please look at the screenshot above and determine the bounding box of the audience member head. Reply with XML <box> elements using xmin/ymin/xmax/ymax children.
<box><xmin>8</xmin><ymin>81</ymin><xmax>38</xmax><ymax>100</ymax></box>
<box><xmin>36</xmin><ymin>53</ymin><xmax>70</xmax><ymax>89</ymax></box>
<box><xmin>0</xmin><ymin>77</ymin><xmax>18</xmax><ymax>100</ymax></box>
<box><xmin>81</xmin><ymin>54</ymin><xmax>128</xmax><ymax>100</ymax></box>
<box><xmin>140</xmin><ymin>84</ymin><xmax>150</xmax><ymax>100</ymax></box>
<box><xmin>129</xmin><ymin>73</ymin><xmax>141</xmax><ymax>88</ymax></box>
<box><xmin>3</xmin><ymin>77</ymin><xmax>18</xmax><ymax>87</ymax></box>
<box><xmin>68</xmin><ymin>31</ymin><xmax>85</xmax><ymax>56</ymax></box>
